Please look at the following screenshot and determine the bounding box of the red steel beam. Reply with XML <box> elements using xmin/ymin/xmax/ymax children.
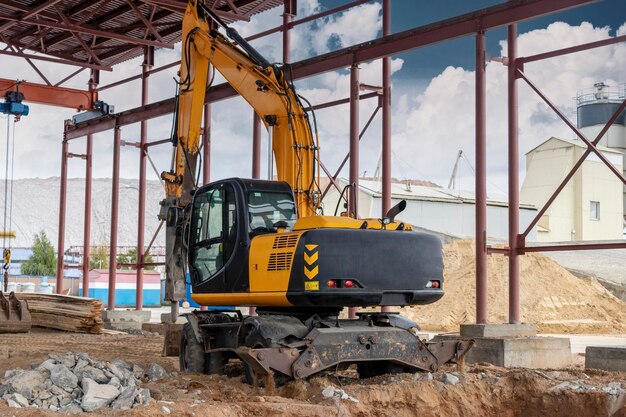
<box><xmin>519</xmin><ymin>69</ymin><xmax>626</xmax><ymax>184</ymax></box>
<box><xmin>0</xmin><ymin>48</ymin><xmax>111</xmax><ymax>71</ymax></box>
<box><xmin>64</xmin><ymin>0</ymin><xmax>596</xmax><ymax>140</ymax></box>
<box><xmin>519</xmin><ymin>34</ymin><xmax>626</xmax><ymax>64</ymax></box>
<box><xmin>97</xmin><ymin>60</ymin><xmax>179</xmax><ymax>91</ymax></box>
<box><xmin>0</xmin><ymin>79</ymin><xmax>97</xmax><ymax>110</ymax></box>
<box><xmin>248</xmin><ymin>0</ymin><xmax>371</xmax><ymax>41</ymax></box>
<box><xmin>0</xmin><ymin>11</ymin><xmax>173</xmax><ymax>49</ymax></box>
<box><xmin>521</xmin><ymin>242</ymin><xmax>626</xmax><ymax>252</ymax></box>
<box><xmin>0</xmin><ymin>0</ymin><xmax>63</xmax><ymax>32</ymax></box>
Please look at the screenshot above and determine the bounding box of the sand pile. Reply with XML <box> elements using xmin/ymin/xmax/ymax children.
<box><xmin>404</xmin><ymin>240</ymin><xmax>626</xmax><ymax>333</ymax></box>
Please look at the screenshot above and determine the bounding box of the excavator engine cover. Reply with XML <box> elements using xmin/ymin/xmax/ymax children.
<box><xmin>0</xmin><ymin>291</ymin><xmax>32</xmax><ymax>333</ymax></box>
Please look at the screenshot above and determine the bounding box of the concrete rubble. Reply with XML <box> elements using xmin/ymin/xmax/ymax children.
<box><xmin>0</xmin><ymin>352</ymin><xmax>169</xmax><ymax>412</ymax></box>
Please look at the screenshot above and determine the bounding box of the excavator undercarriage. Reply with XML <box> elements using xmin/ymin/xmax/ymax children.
<box><xmin>180</xmin><ymin>309</ymin><xmax>473</xmax><ymax>384</ymax></box>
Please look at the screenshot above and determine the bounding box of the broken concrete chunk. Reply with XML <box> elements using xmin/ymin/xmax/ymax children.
<box><xmin>3</xmin><ymin>393</ymin><xmax>29</xmax><ymax>407</ymax></box>
<box><xmin>51</xmin><ymin>364</ymin><xmax>79</xmax><ymax>391</ymax></box>
<box><xmin>111</xmin><ymin>385</ymin><xmax>138</xmax><ymax>410</ymax></box>
<box><xmin>76</xmin><ymin>365</ymin><xmax>108</xmax><ymax>384</ymax></box>
<box><xmin>111</xmin><ymin>359</ymin><xmax>131</xmax><ymax>371</ymax></box>
<box><xmin>135</xmin><ymin>388</ymin><xmax>151</xmax><ymax>405</ymax></box>
<box><xmin>80</xmin><ymin>377</ymin><xmax>120</xmax><ymax>412</ymax></box>
<box><xmin>5</xmin><ymin>370</ymin><xmax>47</xmax><ymax>399</ymax></box>
<box><xmin>441</xmin><ymin>373</ymin><xmax>460</xmax><ymax>385</ymax></box>
<box><xmin>145</xmin><ymin>363</ymin><xmax>167</xmax><ymax>381</ymax></box>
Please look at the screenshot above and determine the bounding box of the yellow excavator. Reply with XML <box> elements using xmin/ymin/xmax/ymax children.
<box><xmin>160</xmin><ymin>0</ymin><xmax>471</xmax><ymax>383</ymax></box>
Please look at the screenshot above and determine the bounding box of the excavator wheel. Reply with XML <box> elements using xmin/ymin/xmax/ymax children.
<box><xmin>180</xmin><ymin>323</ymin><xmax>205</xmax><ymax>373</ymax></box>
<box><xmin>241</xmin><ymin>330</ymin><xmax>290</xmax><ymax>387</ymax></box>
<box><xmin>180</xmin><ymin>323</ymin><xmax>225</xmax><ymax>375</ymax></box>
<box><xmin>356</xmin><ymin>362</ymin><xmax>410</xmax><ymax>380</ymax></box>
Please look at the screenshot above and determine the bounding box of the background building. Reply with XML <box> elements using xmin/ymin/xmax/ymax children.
<box><xmin>323</xmin><ymin>178</ymin><xmax>538</xmax><ymax>241</ymax></box>
<box><xmin>521</xmin><ymin>137</ymin><xmax>623</xmax><ymax>242</ymax></box>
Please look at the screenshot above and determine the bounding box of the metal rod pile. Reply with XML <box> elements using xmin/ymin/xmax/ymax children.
<box><xmin>17</xmin><ymin>293</ymin><xmax>103</xmax><ymax>334</ymax></box>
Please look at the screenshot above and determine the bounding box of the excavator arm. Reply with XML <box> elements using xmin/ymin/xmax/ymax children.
<box><xmin>162</xmin><ymin>0</ymin><xmax>320</xmax><ymax>213</ymax></box>
<box><xmin>160</xmin><ymin>0</ymin><xmax>320</xmax><ymax>306</ymax></box>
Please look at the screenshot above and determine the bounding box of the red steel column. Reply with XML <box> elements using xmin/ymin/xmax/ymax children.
<box><xmin>56</xmin><ymin>137</ymin><xmax>69</xmax><ymax>294</ymax></box>
<box><xmin>199</xmin><ymin>80</ymin><xmax>211</xmax><ymax>312</ymax></box>
<box><xmin>381</xmin><ymin>0</ymin><xmax>392</xmax><ymax>215</ymax></box>
<box><xmin>203</xmin><ymin>104</ymin><xmax>211</xmax><ymax>184</ymax></box>
<box><xmin>82</xmin><ymin>134</ymin><xmax>93</xmax><ymax>296</ymax></box>
<box><xmin>349</xmin><ymin>64</ymin><xmax>360</xmax><ymax>218</ymax></box>
<box><xmin>136</xmin><ymin>48</ymin><xmax>152</xmax><ymax>310</ymax></box>
<box><xmin>507</xmin><ymin>22</ymin><xmax>520</xmax><ymax>324</ymax></box>
<box><xmin>380</xmin><ymin>0</ymin><xmax>392</xmax><ymax>314</ymax></box>
<box><xmin>82</xmin><ymin>71</ymin><xmax>97</xmax><ymax>297</ymax></box>
<box><xmin>283</xmin><ymin>0</ymin><xmax>294</xmax><ymax>63</ymax></box>
<box><xmin>348</xmin><ymin>63</ymin><xmax>359</xmax><ymax>320</ymax></box>
<box><xmin>475</xmin><ymin>31</ymin><xmax>488</xmax><ymax>324</ymax></box>
<box><xmin>249</xmin><ymin>113</ymin><xmax>262</xmax><ymax>317</ymax></box>
<box><xmin>252</xmin><ymin>113</ymin><xmax>262</xmax><ymax>179</ymax></box>
<box><xmin>108</xmin><ymin>125</ymin><xmax>121</xmax><ymax>310</ymax></box>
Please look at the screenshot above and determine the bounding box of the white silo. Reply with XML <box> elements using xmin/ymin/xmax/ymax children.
<box><xmin>577</xmin><ymin>82</ymin><xmax>626</xmax><ymax>219</ymax></box>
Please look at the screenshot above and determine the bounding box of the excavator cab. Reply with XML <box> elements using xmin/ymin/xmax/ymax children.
<box><xmin>187</xmin><ymin>178</ymin><xmax>295</xmax><ymax>298</ymax></box>
<box><xmin>186</xmin><ymin>178</ymin><xmax>446</xmax><ymax>310</ymax></box>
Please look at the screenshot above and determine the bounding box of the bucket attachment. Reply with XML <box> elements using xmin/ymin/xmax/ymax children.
<box><xmin>0</xmin><ymin>291</ymin><xmax>32</xmax><ymax>333</ymax></box>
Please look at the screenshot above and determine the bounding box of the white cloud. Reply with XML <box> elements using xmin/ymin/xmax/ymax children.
<box><xmin>390</xmin><ymin>21</ymin><xmax>626</xmax><ymax>194</ymax></box>
<box><xmin>0</xmin><ymin>14</ymin><xmax>624</xmax><ymax>203</ymax></box>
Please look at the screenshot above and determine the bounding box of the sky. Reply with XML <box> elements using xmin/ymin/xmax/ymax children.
<box><xmin>0</xmin><ymin>0</ymin><xmax>625</xmax><ymax>202</ymax></box>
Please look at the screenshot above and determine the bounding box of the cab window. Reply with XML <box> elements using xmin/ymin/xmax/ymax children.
<box><xmin>248</xmin><ymin>191</ymin><xmax>296</xmax><ymax>232</ymax></box>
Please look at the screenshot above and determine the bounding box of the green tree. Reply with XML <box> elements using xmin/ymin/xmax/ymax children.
<box><xmin>89</xmin><ymin>245</ymin><xmax>109</xmax><ymax>270</ymax></box>
<box><xmin>22</xmin><ymin>231</ymin><xmax>57</xmax><ymax>276</ymax></box>
<box><xmin>116</xmin><ymin>248</ymin><xmax>155</xmax><ymax>270</ymax></box>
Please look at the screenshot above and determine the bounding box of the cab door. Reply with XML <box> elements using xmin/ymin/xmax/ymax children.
<box><xmin>188</xmin><ymin>181</ymin><xmax>249</xmax><ymax>295</ymax></box>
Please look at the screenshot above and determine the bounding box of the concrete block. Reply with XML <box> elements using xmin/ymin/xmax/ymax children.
<box><xmin>460</xmin><ymin>323</ymin><xmax>537</xmax><ymax>338</ymax></box>
<box><xmin>585</xmin><ymin>346</ymin><xmax>626</xmax><ymax>372</ymax></box>
<box><xmin>160</xmin><ymin>313</ymin><xmax>187</xmax><ymax>324</ymax></box>
<box><xmin>142</xmin><ymin>323</ymin><xmax>166</xmax><ymax>335</ymax></box>
<box><xmin>102</xmin><ymin>310</ymin><xmax>151</xmax><ymax>323</ymax></box>
<box><xmin>435</xmin><ymin>334</ymin><xmax>571</xmax><ymax>369</ymax></box>
<box><xmin>104</xmin><ymin>321</ymin><xmax>142</xmax><ymax>331</ymax></box>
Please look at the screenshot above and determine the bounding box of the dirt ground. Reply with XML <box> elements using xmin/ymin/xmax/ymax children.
<box><xmin>1</xmin><ymin>329</ymin><xmax>625</xmax><ymax>417</ymax></box>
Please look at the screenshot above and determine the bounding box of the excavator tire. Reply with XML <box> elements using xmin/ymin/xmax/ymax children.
<box><xmin>180</xmin><ymin>323</ymin><xmax>205</xmax><ymax>373</ymax></box>
<box><xmin>180</xmin><ymin>323</ymin><xmax>226</xmax><ymax>375</ymax></box>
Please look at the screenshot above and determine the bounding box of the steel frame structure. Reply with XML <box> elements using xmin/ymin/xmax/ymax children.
<box><xmin>13</xmin><ymin>0</ymin><xmax>618</xmax><ymax>319</ymax></box>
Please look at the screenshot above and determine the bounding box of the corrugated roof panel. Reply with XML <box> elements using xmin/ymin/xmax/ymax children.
<box><xmin>0</xmin><ymin>0</ymin><xmax>284</xmax><ymax>68</ymax></box>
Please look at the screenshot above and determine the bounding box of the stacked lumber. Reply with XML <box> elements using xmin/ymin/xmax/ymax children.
<box><xmin>17</xmin><ymin>293</ymin><xmax>104</xmax><ymax>334</ymax></box>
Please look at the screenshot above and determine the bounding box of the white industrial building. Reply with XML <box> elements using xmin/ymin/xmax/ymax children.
<box><xmin>322</xmin><ymin>178</ymin><xmax>538</xmax><ymax>241</ymax></box>
<box><xmin>520</xmin><ymin>83</ymin><xmax>626</xmax><ymax>242</ymax></box>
